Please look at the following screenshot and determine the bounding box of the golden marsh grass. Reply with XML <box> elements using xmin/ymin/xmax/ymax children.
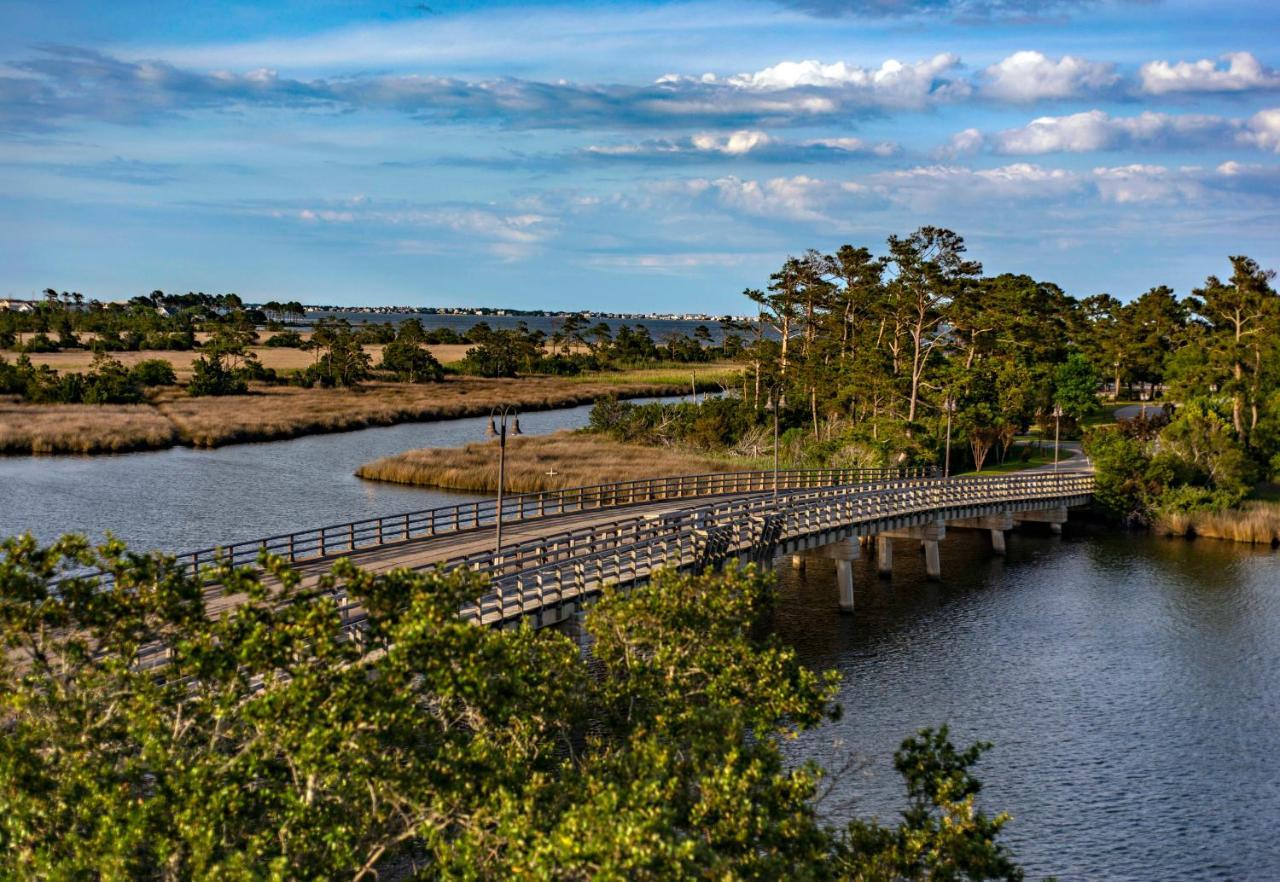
<box><xmin>357</xmin><ymin>430</ymin><xmax>737</xmax><ymax>493</ymax></box>
<box><xmin>1157</xmin><ymin>501</ymin><xmax>1280</xmax><ymax>545</ymax></box>
<box><xmin>0</xmin><ymin>397</ymin><xmax>179</xmax><ymax>455</ymax></box>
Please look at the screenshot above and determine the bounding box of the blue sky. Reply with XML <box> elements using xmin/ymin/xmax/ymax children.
<box><xmin>2</xmin><ymin>0</ymin><xmax>1278</xmax><ymax>311</ymax></box>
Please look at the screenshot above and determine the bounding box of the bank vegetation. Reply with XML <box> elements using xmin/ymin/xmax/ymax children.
<box><xmin>357</xmin><ymin>430</ymin><xmax>740</xmax><ymax>493</ymax></box>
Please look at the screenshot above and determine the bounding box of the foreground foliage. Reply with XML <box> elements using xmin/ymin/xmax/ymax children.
<box><xmin>1</xmin><ymin>536</ymin><xmax>1027</xmax><ymax>881</ymax></box>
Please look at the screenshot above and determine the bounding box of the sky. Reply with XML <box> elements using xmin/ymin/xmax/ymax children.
<box><xmin>1</xmin><ymin>0</ymin><xmax>1278</xmax><ymax>311</ymax></box>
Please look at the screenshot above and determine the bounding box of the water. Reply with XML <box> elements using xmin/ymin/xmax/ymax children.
<box><xmin>0</xmin><ymin>395</ymin><xmax>689</xmax><ymax>552</ymax></box>
<box><xmin>772</xmin><ymin>528</ymin><xmax>1280</xmax><ymax>881</ymax></box>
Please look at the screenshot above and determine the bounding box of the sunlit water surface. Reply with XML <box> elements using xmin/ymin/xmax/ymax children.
<box><xmin>772</xmin><ymin>529</ymin><xmax>1280</xmax><ymax>881</ymax></box>
<box><xmin>0</xmin><ymin>396</ymin><xmax>688</xmax><ymax>551</ymax></box>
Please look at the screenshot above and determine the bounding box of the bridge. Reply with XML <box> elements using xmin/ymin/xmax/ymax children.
<box><xmin>170</xmin><ymin>466</ymin><xmax>1093</xmax><ymax>633</ymax></box>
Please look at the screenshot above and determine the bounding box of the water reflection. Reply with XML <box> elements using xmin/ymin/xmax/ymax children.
<box><xmin>771</xmin><ymin>530</ymin><xmax>1280</xmax><ymax>881</ymax></box>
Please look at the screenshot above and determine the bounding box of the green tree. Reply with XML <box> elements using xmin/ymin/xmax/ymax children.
<box><xmin>1</xmin><ymin>538</ymin><xmax>1035</xmax><ymax>881</ymax></box>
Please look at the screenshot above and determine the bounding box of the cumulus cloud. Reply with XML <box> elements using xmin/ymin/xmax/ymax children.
<box><xmin>1139</xmin><ymin>52</ymin><xmax>1280</xmax><ymax>95</ymax></box>
<box><xmin>945</xmin><ymin>108</ymin><xmax>1280</xmax><ymax>155</ymax></box>
<box><xmin>713</xmin><ymin>54</ymin><xmax>970</xmax><ymax>107</ymax></box>
<box><xmin>583</xmin><ymin>130</ymin><xmax>899</xmax><ymax>162</ymax></box>
<box><xmin>980</xmin><ymin>51</ymin><xmax>1119</xmax><ymax>102</ymax></box>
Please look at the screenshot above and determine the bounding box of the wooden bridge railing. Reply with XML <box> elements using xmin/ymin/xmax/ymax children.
<box><xmin>167</xmin><ymin>466</ymin><xmax>933</xmax><ymax>577</ymax></box>
<box><xmin>122</xmin><ymin>470</ymin><xmax>1092</xmax><ymax>670</ymax></box>
<box><xmin>309</xmin><ymin>470</ymin><xmax>1094</xmax><ymax>628</ymax></box>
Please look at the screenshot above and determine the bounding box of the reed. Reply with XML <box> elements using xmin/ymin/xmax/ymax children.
<box><xmin>0</xmin><ymin>398</ymin><xmax>178</xmax><ymax>455</ymax></box>
<box><xmin>1156</xmin><ymin>501</ymin><xmax>1280</xmax><ymax>545</ymax></box>
<box><xmin>154</xmin><ymin>376</ymin><xmax>695</xmax><ymax>448</ymax></box>
<box><xmin>357</xmin><ymin>430</ymin><xmax>737</xmax><ymax>493</ymax></box>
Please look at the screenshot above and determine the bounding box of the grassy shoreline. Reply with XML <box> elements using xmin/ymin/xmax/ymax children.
<box><xmin>1156</xmin><ymin>500</ymin><xmax>1280</xmax><ymax>546</ymax></box>
<box><xmin>356</xmin><ymin>431</ymin><xmax>742</xmax><ymax>493</ymax></box>
<box><xmin>0</xmin><ymin>373</ymin><xmax>731</xmax><ymax>456</ymax></box>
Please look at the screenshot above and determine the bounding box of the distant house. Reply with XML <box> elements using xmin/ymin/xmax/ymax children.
<box><xmin>0</xmin><ymin>298</ymin><xmax>36</xmax><ymax>313</ymax></box>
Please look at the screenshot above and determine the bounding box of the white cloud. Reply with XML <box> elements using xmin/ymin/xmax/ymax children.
<box><xmin>1090</xmin><ymin>164</ymin><xmax>1198</xmax><ymax>204</ymax></box>
<box><xmin>980</xmin><ymin>51</ymin><xmax>1119</xmax><ymax>102</ymax></box>
<box><xmin>707</xmin><ymin>174</ymin><xmax>836</xmax><ymax>222</ymax></box>
<box><xmin>691</xmin><ymin>129</ymin><xmax>775</xmax><ymax>154</ymax></box>
<box><xmin>947</xmin><ymin>108</ymin><xmax>1280</xmax><ymax>155</ymax></box>
<box><xmin>582</xmin><ymin>131</ymin><xmax>899</xmax><ymax>161</ymax></box>
<box><xmin>664</xmin><ymin>53</ymin><xmax>970</xmax><ymax>110</ymax></box>
<box><xmin>1139</xmin><ymin>52</ymin><xmax>1280</xmax><ymax>95</ymax></box>
<box><xmin>1239</xmin><ymin>109</ymin><xmax>1280</xmax><ymax>153</ymax></box>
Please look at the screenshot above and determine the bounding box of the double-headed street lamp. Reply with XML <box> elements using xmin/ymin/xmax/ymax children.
<box><xmin>943</xmin><ymin>396</ymin><xmax>957</xmax><ymax>478</ymax></box>
<box><xmin>765</xmin><ymin>383</ymin><xmax>783</xmax><ymax>499</ymax></box>
<box><xmin>1052</xmin><ymin>404</ymin><xmax>1064</xmax><ymax>472</ymax></box>
<box><xmin>486</xmin><ymin>406</ymin><xmax>522</xmax><ymax>554</ymax></box>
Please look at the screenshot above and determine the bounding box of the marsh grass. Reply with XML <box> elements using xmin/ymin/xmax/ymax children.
<box><xmin>0</xmin><ymin>362</ymin><xmax>736</xmax><ymax>455</ymax></box>
<box><xmin>1</xmin><ymin>343</ymin><xmax>480</xmax><ymax>379</ymax></box>
<box><xmin>0</xmin><ymin>397</ymin><xmax>178</xmax><ymax>454</ymax></box>
<box><xmin>357</xmin><ymin>430</ymin><xmax>738</xmax><ymax>493</ymax></box>
<box><xmin>1157</xmin><ymin>501</ymin><xmax>1280</xmax><ymax>545</ymax></box>
<box><xmin>155</xmin><ymin>377</ymin><xmax>695</xmax><ymax>448</ymax></box>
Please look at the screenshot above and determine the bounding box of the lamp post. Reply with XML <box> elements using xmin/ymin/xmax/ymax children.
<box><xmin>766</xmin><ymin>383</ymin><xmax>782</xmax><ymax>499</ymax></box>
<box><xmin>1052</xmin><ymin>404</ymin><xmax>1064</xmax><ymax>472</ymax></box>
<box><xmin>943</xmin><ymin>396</ymin><xmax>956</xmax><ymax>478</ymax></box>
<box><xmin>486</xmin><ymin>406</ymin><xmax>522</xmax><ymax>554</ymax></box>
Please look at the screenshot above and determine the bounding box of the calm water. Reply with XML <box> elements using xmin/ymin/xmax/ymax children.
<box><xmin>0</xmin><ymin>396</ymin><xmax>686</xmax><ymax>552</ymax></box>
<box><xmin>773</xmin><ymin>529</ymin><xmax>1280</xmax><ymax>881</ymax></box>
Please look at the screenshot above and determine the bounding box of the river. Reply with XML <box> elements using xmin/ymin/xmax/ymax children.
<box><xmin>0</xmin><ymin>395</ymin><xmax>686</xmax><ymax>552</ymax></box>
<box><xmin>773</xmin><ymin>528</ymin><xmax>1280</xmax><ymax>881</ymax></box>
<box><xmin>2</xmin><ymin>403</ymin><xmax>1277</xmax><ymax>880</ymax></box>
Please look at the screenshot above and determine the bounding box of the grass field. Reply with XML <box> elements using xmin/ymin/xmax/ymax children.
<box><xmin>357</xmin><ymin>430</ymin><xmax>739</xmax><ymax>493</ymax></box>
<box><xmin>1</xmin><ymin>343</ymin><xmax>476</xmax><ymax>379</ymax></box>
<box><xmin>0</xmin><ymin>368</ymin><xmax>729</xmax><ymax>455</ymax></box>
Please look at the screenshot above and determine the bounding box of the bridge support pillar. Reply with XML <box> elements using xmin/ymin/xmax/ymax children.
<box><xmin>836</xmin><ymin>559</ymin><xmax>855</xmax><ymax>612</ymax></box>
<box><xmin>923</xmin><ymin>540</ymin><xmax>941</xmax><ymax>580</ymax></box>
<box><xmin>882</xmin><ymin>519</ymin><xmax>945</xmax><ymax>580</ymax></box>
<box><xmin>811</xmin><ymin>539</ymin><xmax>860</xmax><ymax>612</ymax></box>
<box><xmin>875</xmin><ymin>535</ymin><xmax>893</xmax><ymax>577</ymax></box>
<box><xmin>1014</xmin><ymin>506</ymin><xmax>1068</xmax><ymax>535</ymax></box>
<box><xmin>948</xmin><ymin>513</ymin><xmax>1013</xmax><ymax>556</ymax></box>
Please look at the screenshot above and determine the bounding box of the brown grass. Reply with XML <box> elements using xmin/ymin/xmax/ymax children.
<box><xmin>357</xmin><ymin>430</ymin><xmax>737</xmax><ymax>493</ymax></box>
<box><xmin>0</xmin><ymin>360</ymin><xmax>737</xmax><ymax>456</ymax></box>
<box><xmin>1157</xmin><ymin>501</ymin><xmax>1280</xmax><ymax>545</ymax></box>
<box><xmin>0</xmin><ymin>397</ymin><xmax>179</xmax><ymax>455</ymax></box>
<box><xmin>1</xmin><ymin>343</ymin><xmax>476</xmax><ymax>379</ymax></box>
<box><xmin>153</xmin><ymin>377</ymin><xmax>693</xmax><ymax>448</ymax></box>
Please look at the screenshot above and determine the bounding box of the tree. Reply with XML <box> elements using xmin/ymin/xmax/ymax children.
<box><xmin>187</xmin><ymin>352</ymin><xmax>247</xmax><ymax>396</ymax></box>
<box><xmin>379</xmin><ymin>330</ymin><xmax>444</xmax><ymax>383</ymax></box>
<box><xmin>1052</xmin><ymin>353</ymin><xmax>1099</xmax><ymax>421</ymax></box>
<box><xmin>1188</xmin><ymin>256</ymin><xmax>1279</xmax><ymax>444</ymax></box>
<box><xmin>1</xmin><ymin>537</ymin><xmax>1035</xmax><ymax>881</ymax></box>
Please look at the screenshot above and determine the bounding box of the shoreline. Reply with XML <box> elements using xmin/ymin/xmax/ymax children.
<box><xmin>1155</xmin><ymin>501</ymin><xmax>1280</xmax><ymax>547</ymax></box>
<box><xmin>0</xmin><ymin>375</ymin><xmax>728</xmax><ymax>457</ymax></box>
<box><xmin>356</xmin><ymin>430</ymin><xmax>745</xmax><ymax>493</ymax></box>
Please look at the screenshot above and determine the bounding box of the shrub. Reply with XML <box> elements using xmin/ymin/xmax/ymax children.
<box><xmin>129</xmin><ymin>359</ymin><xmax>177</xmax><ymax>387</ymax></box>
<box><xmin>21</xmin><ymin>333</ymin><xmax>58</xmax><ymax>353</ymax></box>
<box><xmin>187</xmin><ymin>354</ymin><xmax>247</xmax><ymax>397</ymax></box>
<box><xmin>262</xmin><ymin>330</ymin><xmax>304</xmax><ymax>348</ymax></box>
<box><xmin>379</xmin><ymin>338</ymin><xmax>444</xmax><ymax>383</ymax></box>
